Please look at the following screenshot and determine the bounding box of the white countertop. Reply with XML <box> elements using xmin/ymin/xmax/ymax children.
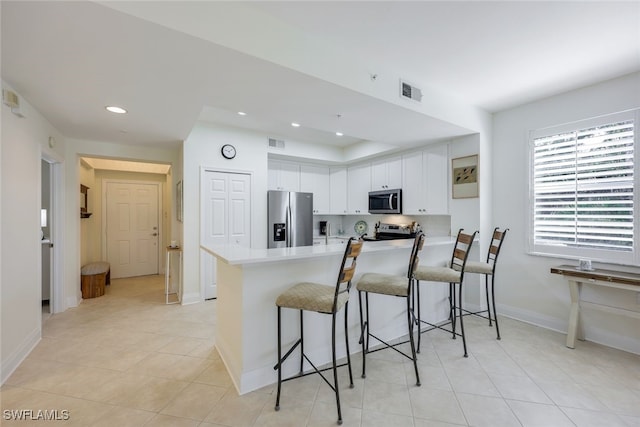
<box><xmin>201</xmin><ymin>236</ymin><xmax>456</xmax><ymax>266</ymax></box>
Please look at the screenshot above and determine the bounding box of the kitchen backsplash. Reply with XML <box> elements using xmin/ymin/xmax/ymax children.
<box><xmin>313</xmin><ymin>214</ymin><xmax>451</xmax><ymax>238</ymax></box>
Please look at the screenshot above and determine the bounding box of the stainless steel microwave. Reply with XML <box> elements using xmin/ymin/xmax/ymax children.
<box><xmin>368</xmin><ymin>189</ymin><xmax>402</xmax><ymax>214</ymax></box>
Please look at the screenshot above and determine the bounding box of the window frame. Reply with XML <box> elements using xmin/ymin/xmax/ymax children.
<box><xmin>527</xmin><ymin>109</ymin><xmax>640</xmax><ymax>266</ymax></box>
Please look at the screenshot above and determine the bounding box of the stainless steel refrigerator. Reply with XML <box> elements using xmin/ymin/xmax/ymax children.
<box><xmin>268</xmin><ymin>190</ymin><xmax>313</xmax><ymax>248</ymax></box>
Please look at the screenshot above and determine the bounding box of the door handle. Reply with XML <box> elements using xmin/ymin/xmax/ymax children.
<box><xmin>151</xmin><ymin>233</ymin><xmax>158</xmax><ymax>236</ymax></box>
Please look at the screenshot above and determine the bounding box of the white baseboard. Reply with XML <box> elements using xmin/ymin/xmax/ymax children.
<box><xmin>1</xmin><ymin>327</ymin><xmax>41</xmax><ymax>385</ymax></box>
<box><xmin>496</xmin><ymin>303</ymin><xmax>639</xmax><ymax>355</ymax></box>
<box><xmin>66</xmin><ymin>295</ymin><xmax>79</xmax><ymax>309</ymax></box>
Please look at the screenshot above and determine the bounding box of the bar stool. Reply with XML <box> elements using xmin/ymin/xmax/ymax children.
<box><xmin>414</xmin><ymin>229</ymin><xmax>477</xmax><ymax>357</ymax></box>
<box><xmin>356</xmin><ymin>232</ymin><xmax>425</xmax><ymax>386</ymax></box>
<box><xmin>274</xmin><ymin>238</ymin><xmax>363</xmax><ymax>425</ymax></box>
<box><xmin>462</xmin><ymin>227</ymin><xmax>509</xmax><ymax>339</ymax></box>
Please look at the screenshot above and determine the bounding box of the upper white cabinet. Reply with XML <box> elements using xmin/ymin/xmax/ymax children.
<box><xmin>329</xmin><ymin>167</ymin><xmax>348</xmax><ymax>214</ymax></box>
<box><xmin>300</xmin><ymin>164</ymin><xmax>330</xmax><ymax>214</ymax></box>
<box><xmin>371</xmin><ymin>156</ymin><xmax>402</xmax><ymax>190</ymax></box>
<box><xmin>347</xmin><ymin>163</ymin><xmax>371</xmax><ymax>214</ymax></box>
<box><xmin>402</xmin><ymin>144</ymin><xmax>448</xmax><ymax>215</ymax></box>
<box><xmin>268</xmin><ymin>160</ymin><xmax>300</xmax><ymax>192</ymax></box>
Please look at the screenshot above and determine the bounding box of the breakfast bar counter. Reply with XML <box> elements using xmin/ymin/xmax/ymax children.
<box><xmin>201</xmin><ymin>237</ymin><xmax>456</xmax><ymax>394</ymax></box>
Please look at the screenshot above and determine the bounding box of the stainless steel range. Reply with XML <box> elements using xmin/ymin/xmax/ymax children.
<box><xmin>364</xmin><ymin>222</ymin><xmax>419</xmax><ymax>241</ymax></box>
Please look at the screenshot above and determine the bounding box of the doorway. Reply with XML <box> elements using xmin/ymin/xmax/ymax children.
<box><xmin>104</xmin><ymin>180</ymin><xmax>162</xmax><ymax>279</ymax></box>
<box><xmin>201</xmin><ymin>170</ymin><xmax>251</xmax><ymax>298</ymax></box>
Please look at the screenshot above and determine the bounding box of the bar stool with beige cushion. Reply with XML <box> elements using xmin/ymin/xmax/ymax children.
<box><xmin>274</xmin><ymin>238</ymin><xmax>363</xmax><ymax>425</ymax></box>
<box><xmin>462</xmin><ymin>227</ymin><xmax>509</xmax><ymax>339</ymax></box>
<box><xmin>413</xmin><ymin>229</ymin><xmax>477</xmax><ymax>357</ymax></box>
<box><xmin>356</xmin><ymin>231</ymin><xmax>425</xmax><ymax>386</ymax></box>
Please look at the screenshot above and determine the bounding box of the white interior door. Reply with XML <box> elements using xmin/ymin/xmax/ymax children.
<box><xmin>202</xmin><ymin>170</ymin><xmax>251</xmax><ymax>298</ymax></box>
<box><xmin>106</xmin><ymin>182</ymin><xmax>159</xmax><ymax>278</ymax></box>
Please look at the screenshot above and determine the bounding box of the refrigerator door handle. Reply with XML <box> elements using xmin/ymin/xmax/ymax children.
<box><xmin>286</xmin><ymin>206</ymin><xmax>291</xmax><ymax>247</ymax></box>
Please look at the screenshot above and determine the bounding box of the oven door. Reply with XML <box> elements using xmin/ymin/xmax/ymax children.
<box><xmin>368</xmin><ymin>189</ymin><xmax>402</xmax><ymax>214</ymax></box>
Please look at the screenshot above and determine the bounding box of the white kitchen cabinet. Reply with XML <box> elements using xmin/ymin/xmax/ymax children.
<box><xmin>300</xmin><ymin>164</ymin><xmax>330</xmax><ymax>214</ymax></box>
<box><xmin>402</xmin><ymin>144</ymin><xmax>448</xmax><ymax>215</ymax></box>
<box><xmin>347</xmin><ymin>163</ymin><xmax>371</xmax><ymax>214</ymax></box>
<box><xmin>268</xmin><ymin>160</ymin><xmax>300</xmax><ymax>191</ymax></box>
<box><xmin>329</xmin><ymin>167</ymin><xmax>348</xmax><ymax>214</ymax></box>
<box><xmin>371</xmin><ymin>156</ymin><xmax>402</xmax><ymax>190</ymax></box>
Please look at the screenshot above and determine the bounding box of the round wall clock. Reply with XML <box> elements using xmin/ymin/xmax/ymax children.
<box><xmin>221</xmin><ymin>144</ymin><xmax>236</xmax><ymax>159</ymax></box>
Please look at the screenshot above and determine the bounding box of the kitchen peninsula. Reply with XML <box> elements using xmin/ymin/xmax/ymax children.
<box><xmin>201</xmin><ymin>237</ymin><xmax>457</xmax><ymax>394</ymax></box>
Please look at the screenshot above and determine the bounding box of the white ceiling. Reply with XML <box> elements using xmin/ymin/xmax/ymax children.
<box><xmin>2</xmin><ymin>1</ymin><xmax>639</xmax><ymax>153</ymax></box>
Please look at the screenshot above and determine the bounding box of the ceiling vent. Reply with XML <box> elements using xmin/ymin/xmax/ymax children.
<box><xmin>400</xmin><ymin>79</ymin><xmax>423</xmax><ymax>102</ymax></box>
<box><xmin>2</xmin><ymin>89</ymin><xmax>24</xmax><ymax>117</ymax></box>
<box><xmin>268</xmin><ymin>138</ymin><xmax>285</xmax><ymax>149</ymax></box>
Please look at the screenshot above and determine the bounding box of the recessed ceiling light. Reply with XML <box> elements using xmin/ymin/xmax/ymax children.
<box><xmin>291</xmin><ymin>122</ymin><xmax>300</xmax><ymax>127</ymax></box>
<box><xmin>336</xmin><ymin>132</ymin><xmax>343</xmax><ymax>136</ymax></box>
<box><xmin>237</xmin><ymin>111</ymin><xmax>247</xmax><ymax>116</ymax></box>
<box><xmin>105</xmin><ymin>106</ymin><xmax>127</xmax><ymax>114</ymax></box>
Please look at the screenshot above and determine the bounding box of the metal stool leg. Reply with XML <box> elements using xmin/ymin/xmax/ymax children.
<box><xmin>332</xmin><ymin>312</ymin><xmax>343</xmax><ymax>425</ymax></box>
<box><xmin>275</xmin><ymin>307</ymin><xmax>282</xmax><ymax>411</ymax></box>
<box><xmin>416</xmin><ymin>280</ymin><xmax>422</xmax><ymax>353</ymax></box>
<box><xmin>344</xmin><ymin>301</ymin><xmax>354</xmax><ymax>388</ymax></box>
<box><xmin>299</xmin><ymin>310</ymin><xmax>304</xmax><ymax>373</ymax></box>
<box><xmin>407</xmin><ymin>295</ymin><xmax>420</xmax><ymax>386</ymax></box>
<box><xmin>485</xmin><ymin>274</ymin><xmax>492</xmax><ymax>326</ymax></box>
<box><xmin>491</xmin><ymin>275</ymin><xmax>501</xmax><ymax>340</ymax></box>
<box><xmin>457</xmin><ymin>282</ymin><xmax>468</xmax><ymax>357</ymax></box>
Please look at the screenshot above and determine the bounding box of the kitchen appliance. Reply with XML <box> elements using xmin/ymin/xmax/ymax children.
<box><xmin>268</xmin><ymin>190</ymin><xmax>313</xmax><ymax>248</ymax></box>
<box><xmin>364</xmin><ymin>222</ymin><xmax>419</xmax><ymax>241</ymax></box>
<box><xmin>319</xmin><ymin>221</ymin><xmax>328</xmax><ymax>236</ymax></box>
<box><xmin>368</xmin><ymin>188</ymin><xmax>402</xmax><ymax>214</ymax></box>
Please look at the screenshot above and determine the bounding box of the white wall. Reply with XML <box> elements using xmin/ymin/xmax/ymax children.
<box><xmin>493</xmin><ymin>72</ymin><xmax>640</xmax><ymax>354</ymax></box>
<box><xmin>183</xmin><ymin>122</ymin><xmax>270</xmax><ymax>304</ymax></box>
<box><xmin>1</xmin><ymin>82</ymin><xmax>66</xmax><ymax>384</ymax></box>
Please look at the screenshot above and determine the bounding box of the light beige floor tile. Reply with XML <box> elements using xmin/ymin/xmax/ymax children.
<box><xmin>144</xmin><ymin>414</ymin><xmax>201</xmax><ymax>427</ymax></box>
<box><xmin>130</xmin><ymin>352</ymin><xmax>212</xmax><ymax>382</ymax></box>
<box><xmin>193</xmin><ymin>360</ymin><xmax>235</xmax><ymax>388</ymax></box>
<box><xmin>362</xmin><ymin>379</ymin><xmax>413</xmax><ymax>416</ymax></box>
<box><xmin>456</xmin><ymin>393</ymin><xmax>520</xmax><ymax>427</ymax></box>
<box><xmin>406</xmin><ymin>364</ymin><xmax>451</xmax><ymax>391</ymax></box>
<box><xmin>361</xmin><ymin>357</ymin><xmax>409</xmax><ymax>385</ymax></box>
<box><xmin>579</xmin><ymin>382</ymin><xmax>640</xmax><ymax>417</ymax></box>
<box><xmin>314</xmin><ymin>370</ymin><xmax>364</xmax><ymax>409</ymax></box>
<box><xmin>157</xmin><ymin>336</ymin><xmax>211</xmax><ymax>356</ymax></box>
<box><xmin>507</xmin><ymin>400</ymin><xmax>574</xmax><ymax>427</ymax></box>
<box><xmin>92</xmin><ymin>373</ymin><xmax>190</xmax><ymax>412</ymax></box>
<box><xmin>560</xmin><ymin>407</ymin><xmax>631</xmax><ymax>427</ymax></box>
<box><xmin>445</xmin><ymin>367</ymin><xmax>501</xmax><ymax>397</ymax></box>
<box><xmin>414</xmin><ymin>419</ymin><xmax>468</xmax><ymax>427</ymax></box>
<box><xmin>489</xmin><ymin>373</ymin><xmax>552</xmax><ymax>404</ymax></box>
<box><xmin>361</xmin><ymin>410</ymin><xmax>416</xmax><ymax>427</ymax></box>
<box><xmin>307</xmin><ymin>400</ymin><xmax>361</xmax><ymax>426</ymax></box>
<box><xmin>253</xmin><ymin>395</ymin><xmax>313</xmax><ymax>427</ymax></box>
<box><xmin>203</xmin><ymin>389</ymin><xmax>271</xmax><ymax>427</ymax></box>
<box><xmin>409</xmin><ymin>387</ymin><xmax>466</xmax><ymax>425</ymax></box>
<box><xmin>160</xmin><ymin>382</ymin><xmax>227</xmax><ymax>420</ymax></box>
<box><xmin>535</xmin><ymin>380</ymin><xmax>608</xmax><ymax>411</ymax></box>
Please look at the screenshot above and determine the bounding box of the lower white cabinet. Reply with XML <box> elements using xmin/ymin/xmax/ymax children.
<box><xmin>402</xmin><ymin>144</ymin><xmax>448</xmax><ymax>215</ymax></box>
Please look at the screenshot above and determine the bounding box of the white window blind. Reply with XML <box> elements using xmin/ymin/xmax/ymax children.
<box><xmin>532</xmin><ymin>117</ymin><xmax>635</xmax><ymax>260</ymax></box>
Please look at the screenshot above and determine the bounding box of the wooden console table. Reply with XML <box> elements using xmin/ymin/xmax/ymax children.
<box><xmin>550</xmin><ymin>265</ymin><xmax>640</xmax><ymax>348</ymax></box>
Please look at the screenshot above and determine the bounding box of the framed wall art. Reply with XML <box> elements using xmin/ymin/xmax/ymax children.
<box><xmin>452</xmin><ymin>155</ymin><xmax>479</xmax><ymax>199</ymax></box>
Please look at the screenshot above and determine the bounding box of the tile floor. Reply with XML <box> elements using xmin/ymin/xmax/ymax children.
<box><xmin>2</xmin><ymin>275</ymin><xmax>639</xmax><ymax>426</ymax></box>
